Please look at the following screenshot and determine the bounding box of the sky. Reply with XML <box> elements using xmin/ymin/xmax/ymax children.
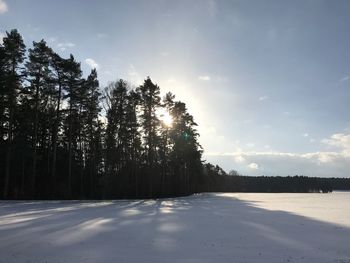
<box><xmin>1</xmin><ymin>0</ymin><xmax>350</xmax><ymax>177</ymax></box>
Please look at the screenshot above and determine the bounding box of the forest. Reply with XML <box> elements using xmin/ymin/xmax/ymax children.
<box><xmin>0</xmin><ymin>29</ymin><xmax>349</xmax><ymax>199</ymax></box>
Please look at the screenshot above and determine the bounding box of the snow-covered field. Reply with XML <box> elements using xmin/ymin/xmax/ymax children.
<box><xmin>1</xmin><ymin>192</ymin><xmax>350</xmax><ymax>263</ymax></box>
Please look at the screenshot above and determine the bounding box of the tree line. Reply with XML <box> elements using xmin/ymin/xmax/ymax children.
<box><xmin>203</xmin><ymin>163</ymin><xmax>350</xmax><ymax>193</ymax></box>
<box><xmin>1</xmin><ymin>29</ymin><xmax>348</xmax><ymax>200</ymax></box>
<box><xmin>0</xmin><ymin>29</ymin><xmax>204</xmax><ymax>199</ymax></box>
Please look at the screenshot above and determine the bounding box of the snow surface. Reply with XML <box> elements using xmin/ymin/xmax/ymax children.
<box><xmin>1</xmin><ymin>192</ymin><xmax>350</xmax><ymax>263</ymax></box>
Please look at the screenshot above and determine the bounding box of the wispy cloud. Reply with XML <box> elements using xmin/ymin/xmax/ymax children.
<box><xmin>57</xmin><ymin>42</ymin><xmax>75</xmax><ymax>51</ymax></box>
<box><xmin>339</xmin><ymin>76</ymin><xmax>350</xmax><ymax>82</ymax></box>
<box><xmin>198</xmin><ymin>75</ymin><xmax>211</xmax><ymax>81</ymax></box>
<box><xmin>303</xmin><ymin>133</ymin><xmax>309</xmax><ymax>137</ymax></box>
<box><xmin>259</xmin><ymin>95</ymin><xmax>269</xmax><ymax>101</ymax></box>
<box><xmin>85</xmin><ymin>58</ymin><xmax>99</xmax><ymax>69</ymax></box>
<box><xmin>0</xmin><ymin>0</ymin><xmax>8</xmax><ymax>14</ymax></box>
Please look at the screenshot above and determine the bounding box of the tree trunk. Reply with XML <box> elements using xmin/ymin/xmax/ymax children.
<box><xmin>51</xmin><ymin>80</ymin><xmax>62</xmax><ymax>195</ymax></box>
<box><xmin>3</xmin><ymin>115</ymin><xmax>12</xmax><ymax>198</ymax></box>
<box><xmin>68</xmin><ymin>106</ymin><xmax>73</xmax><ymax>198</ymax></box>
<box><xmin>31</xmin><ymin>82</ymin><xmax>40</xmax><ymax>196</ymax></box>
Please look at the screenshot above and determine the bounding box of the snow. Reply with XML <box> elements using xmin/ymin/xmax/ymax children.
<box><xmin>1</xmin><ymin>192</ymin><xmax>350</xmax><ymax>263</ymax></box>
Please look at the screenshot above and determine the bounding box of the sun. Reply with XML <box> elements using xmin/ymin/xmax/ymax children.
<box><xmin>158</xmin><ymin>108</ymin><xmax>173</xmax><ymax>127</ymax></box>
<box><xmin>162</xmin><ymin>112</ymin><xmax>173</xmax><ymax>127</ymax></box>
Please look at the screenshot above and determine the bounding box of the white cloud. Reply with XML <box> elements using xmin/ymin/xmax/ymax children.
<box><xmin>303</xmin><ymin>133</ymin><xmax>309</xmax><ymax>137</ymax></box>
<box><xmin>198</xmin><ymin>75</ymin><xmax>211</xmax><ymax>81</ymax></box>
<box><xmin>0</xmin><ymin>0</ymin><xmax>8</xmax><ymax>14</ymax></box>
<box><xmin>204</xmin><ymin>133</ymin><xmax>350</xmax><ymax>177</ymax></box>
<box><xmin>322</xmin><ymin>133</ymin><xmax>350</xmax><ymax>155</ymax></box>
<box><xmin>85</xmin><ymin>58</ymin><xmax>99</xmax><ymax>69</ymax></box>
<box><xmin>234</xmin><ymin>155</ymin><xmax>246</xmax><ymax>163</ymax></box>
<box><xmin>204</xmin><ymin>150</ymin><xmax>344</xmax><ymax>163</ymax></box>
<box><xmin>248</xmin><ymin>163</ymin><xmax>259</xmax><ymax>169</ymax></box>
<box><xmin>57</xmin><ymin>42</ymin><xmax>75</xmax><ymax>51</ymax></box>
<box><xmin>204</xmin><ymin>149</ymin><xmax>350</xmax><ymax>177</ymax></box>
<box><xmin>259</xmin><ymin>96</ymin><xmax>269</xmax><ymax>101</ymax></box>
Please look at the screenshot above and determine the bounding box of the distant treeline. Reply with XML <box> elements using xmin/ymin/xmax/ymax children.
<box><xmin>203</xmin><ymin>163</ymin><xmax>350</xmax><ymax>193</ymax></box>
<box><xmin>0</xmin><ymin>29</ymin><xmax>347</xmax><ymax>200</ymax></box>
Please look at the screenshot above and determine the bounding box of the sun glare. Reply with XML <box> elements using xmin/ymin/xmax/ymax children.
<box><xmin>158</xmin><ymin>109</ymin><xmax>173</xmax><ymax>127</ymax></box>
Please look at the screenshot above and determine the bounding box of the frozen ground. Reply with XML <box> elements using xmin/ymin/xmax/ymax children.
<box><xmin>1</xmin><ymin>192</ymin><xmax>350</xmax><ymax>263</ymax></box>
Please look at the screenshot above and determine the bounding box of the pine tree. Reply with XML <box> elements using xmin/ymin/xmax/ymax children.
<box><xmin>159</xmin><ymin>92</ymin><xmax>175</xmax><ymax>195</ymax></box>
<box><xmin>125</xmin><ymin>89</ymin><xmax>142</xmax><ymax>197</ymax></box>
<box><xmin>139</xmin><ymin>77</ymin><xmax>161</xmax><ymax>197</ymax></box>
<box><xmin>1</xmin><ymin>30</ymin><xmax>26</xmax><ymax>198</ymax></box>
<box><xmin>105</xmin><ymin>80</ymin><xmax>128</xmax><ymax>176</ymax></box>
<box><xmin>169</xmin><ymin>100</ymin><xmax>202</xmax><ymax>194</ymax></box>
<box><xmin>63</xmin><ymin>54</ymin><xmax>83</xmax><ymax>197</ymax></box>
<box><xmin>84</xmin><ymin>69</ymin><xmax>101</xmax><ymax>197</ymax></box>
<box><xmin>25</xmin><ymin>39</ymin><xmax>53</xmax><ymax>195</ymax></box>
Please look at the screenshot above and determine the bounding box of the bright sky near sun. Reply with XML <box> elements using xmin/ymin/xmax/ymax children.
<box><xmin>1</xmin><ymin>0</ymin><xmax>350</xmax><ymax>177</ymax></box>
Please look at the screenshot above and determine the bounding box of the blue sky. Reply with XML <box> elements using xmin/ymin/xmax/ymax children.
<box><xmin>1</xmin><ymin>0</ymin><xmax>350</xmax><ymax>177</ymax></box>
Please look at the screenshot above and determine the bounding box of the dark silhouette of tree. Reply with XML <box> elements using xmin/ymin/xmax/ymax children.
<box><xmin>159</xmin><ymin>92</ymin><xmax>174</xmax><ymax>195</ymax></box>
<box><xmin>1</xmin><ymin>30</ymin><xmax>26</xmax><ymax>198</ymax></box>
<box><xmin>83</xmin><ymin>69</ymin><xmax>101</xmax><ymax>197</ymax></box>
<box><xmin>25</xmin><ymin>39</ymin><xmax>53</xmax><ymax>195</ymax></box>
<box><xmin>124</xmin><ymin>89</ymin><xmax>142</xmax><ymax>197</ymax></box>
<box><xmin>62</xmin><ymin>54</ymin><xmax>83</xmax><ymax>197</ymax></box>
<box><xmin>50</xmin><ymin>52</ymin><xmax>66</xmax><ymax>193</ymax></box>
<box><xmin>105</xmin><ymin>80</ymin><xmax>128</xmax><ymax>176</ymax></box>
<box><xmin>138</xmin><ymin>77</ymin><xmax>161</xmax><ymax>197</ymax></box>
<box><xmin>168</xmin><ymin>99</ymin><xmax>202</xmax><ymax>194</ymax></box>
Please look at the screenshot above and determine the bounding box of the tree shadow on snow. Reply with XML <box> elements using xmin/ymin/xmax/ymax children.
<box><xmin>0</xmin><ymin>193</ymin><xmax>349</xmax><ymax>263</ymax></box>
